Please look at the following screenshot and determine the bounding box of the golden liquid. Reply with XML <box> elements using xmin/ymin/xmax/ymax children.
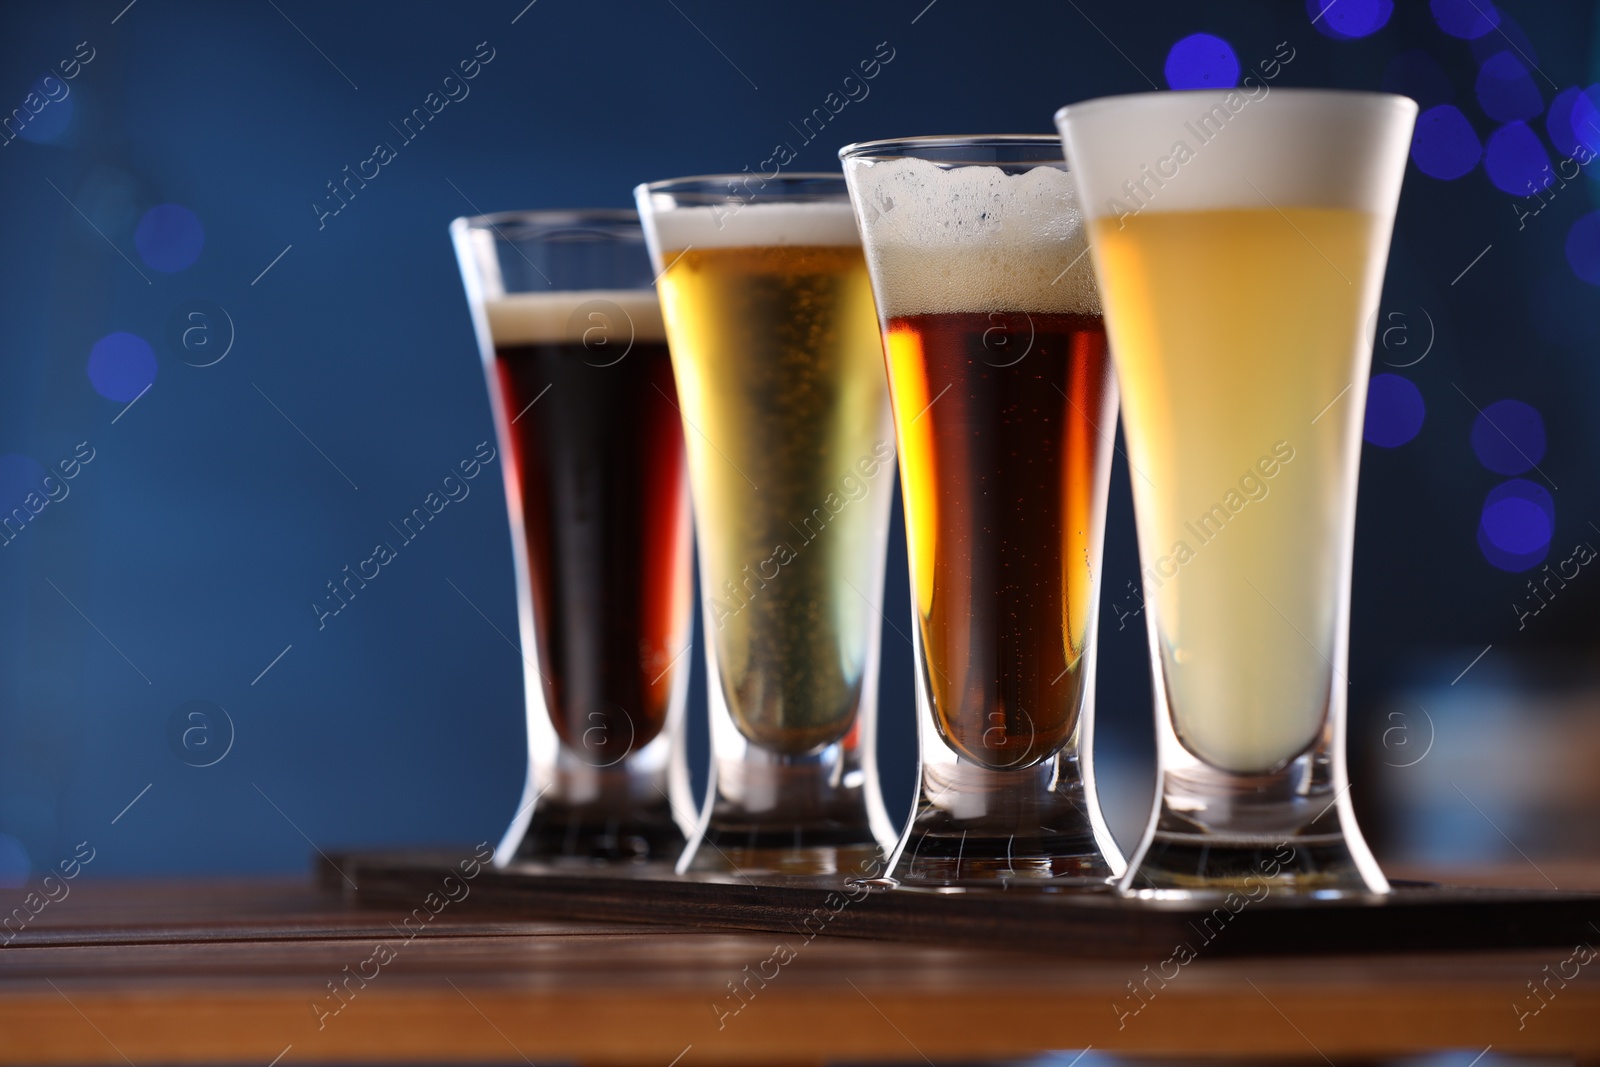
<box><xmin>1090</xmin><ymin>207</ymin><xmax>1388</xmax><ymax>774</ymax></box>
<box><xmin>657</xmin><ymin>244</ymin><xmax>893</xmax><ymax>755</ymax></box>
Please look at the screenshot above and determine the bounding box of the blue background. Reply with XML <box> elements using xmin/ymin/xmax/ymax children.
<box><xmin>1</xmin><ymin>0</ymin><xmax>1598</xmax><ymax>880</ymax></box>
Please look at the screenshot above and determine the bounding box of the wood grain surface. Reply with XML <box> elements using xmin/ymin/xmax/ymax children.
<box><xmin>0</xmin><ymin>866</ymin><xmax>1596</xmax><ymax>1065</ymax></box>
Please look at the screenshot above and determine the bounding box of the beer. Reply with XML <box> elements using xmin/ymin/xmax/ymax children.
<box><xmin>485</xmin><ymin>289</ymin><xmax>691</xmax><ymax>767</ymax></box>
<box><xmin>885</xmin><ymin>310</ymin><xmax>1114</xmax><ymax>769</ymax></box>
<box><xmin>1089</xmin><ymin>207</ymin><xmax>1385</xmax><ymax>774</ymax></box>
<box><xmin>651</xmin><ymin>205</ymin><xmax>893</xmax><ymax>756</ymax></box>
<box><xmin>1060</xmin><ymin>89</ymin><xmax>1413</xmax><ymax>893</ymax></box>
<box><xmin>854</xmin><ymin>156</ymin><xmax>1116</xmax><ymax>771</ymax></box>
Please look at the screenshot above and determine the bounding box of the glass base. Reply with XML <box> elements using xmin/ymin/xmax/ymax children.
<box><xmin>1121</xmin><ymin>759</ymin><xmax>1388</xmax><ymax>897</ymax></box>
<box><xmin>680</xmin><ymin>744</ymin><xmax>891</xmax><ymax>877</ymax></box>
<box><xmin>687</xmin><ymin>838</ymin><xmax>884</xmax><ymax>879</ymax></box>
<box><xmin>889</xmin><ymin>753</ymin><xmax>1123</xmax><ymax>888</ymax></box>
<box><xmin>497</xmin><ymin>763</ymin><xmax>686</xmax><ymax>867</ymax></box>
<box><xmin>502</xmin><ymin>797</ymin><xmax>684</xmax><ymax>866</ymax></box>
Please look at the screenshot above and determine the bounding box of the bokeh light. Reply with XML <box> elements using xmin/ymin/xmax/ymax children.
<box><xmin>1547</xmin><ymin>87</ymin><xmax>1585</xmax><ymax>159</ymax></box>
<box><xmin>0</xmin><ymin>454</ymin><xmax>47</xmax><ymax>516</ymax></box>
<box><xmin>1431</xmin><ymin>0</ymin><xmax>1501</xmax><ymax>40</ymax></box>
<box><xmin>1470</xmin><ymin>399</ymin><xmax>1546</xmax><ymax>475</ymax></box>
<box><xmin>1164</xmin><ymin>34</ymin><xmax>1239</xmax><ymax>90</ymax></box>
<box><xmin>134</xmin><ymin>204</ymin><xmax>204</xmax><ymax>273</ymax></box>
<box><xmin>1565</xmin><ymin>85</ymin><xmax>1600</xmax><ymax>158</ymax></box>
<box><xmin>1475</xmin><ymin>52</ymin><xmax>1542</xmax><ymax>124</ymax></box>
<box><xmin>1483</xmin><ymin>121</ymin><xmax>1550</xmax><ymax>195</ymax></box>
<box><xmin>1478</xmin><ymin>479</ymin><xmax>1553</xmax><ymax>572</ymax></box>
<box><xmin>1468</xmin><ymin>12</ymin><xmax>1537</xmax><ymax>65</ymax></box>
<box><xmin>1410</xmin><ymin>105</ymin><xmax>1481</xmax><ymax>179</ymax></box>
<box><xmin>1564</xmin><ymin>210</ymin><xmax>1600</xmax><ymax>286</ymax></box>
<box><xmin>1383</xmin><ymin>50</ymin><xmax>1453</xmax><ymax>110</ymax></box>
<box><xmin>87</xmin><ymin>332</ymin><xmax>157</xmax><ymax>402</ymax></box>
<box><xmin>1307</xmin><ymin>0</ymin><xmax>1392</xmax><ymax>39</ymax></box>
<box><xmin>15</xmin><ymin>76</ymin><xmax>73</xmax><ymax>145</ymax></box>
<box><xmin>0</xmin><ymin>834</ymin><xmax>28</xmax><ymax>889</ymax></box>
<box><xmin>1364</xmin><ymin>374</ymin><xmax>1426</xmax><ymax>448</ymax></box>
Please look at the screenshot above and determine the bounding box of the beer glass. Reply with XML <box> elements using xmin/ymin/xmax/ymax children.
<box><xmin>634</xmin><ymin>175</ymin><xmax>897</xmax><ymax>875</ymax></box>
<box><xmin>450</xmin><ymin>211</ymin><xmax>694</xmax><ymax>866</ymax></box>
<box><xmin>841</xmin><ymin>136</ymin><xmax>1125</xmax><ymax>886</ymax></box>
<box><xmin>1056</xmin><ymin>90</ymin><xmax>1417</xmax><ymax>894</ymax></box>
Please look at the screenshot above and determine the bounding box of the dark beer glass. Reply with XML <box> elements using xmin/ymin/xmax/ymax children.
<box><xmin>451</xmin><ymin>211</ymin><xmax>693</xmax><ymax>865</ymax></box>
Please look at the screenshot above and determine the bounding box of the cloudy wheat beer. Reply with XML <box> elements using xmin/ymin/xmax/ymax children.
<box><xmin>637</xmin><ymin>177</ymin><xmax>896</xmax><ymax>873</ymax></box>
<box><xmin>452</xmin><ymin>211</ymin><xmax>693</xmax><ymax>865</ymax></box>
<box><xmin>1059</xmin><ymin>90</ymin><xmax>1416</xmax><ymax>894</ymax></box>
<box><xmin>843</xmin><ymin>138</ymin><xmax>1124</xmax><ymax>885</ymax></box>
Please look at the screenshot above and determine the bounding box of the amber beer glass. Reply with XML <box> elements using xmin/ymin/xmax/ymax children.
<box><xmin>451</xmin><ymin>211</ymin><xmax>694</xmax><ymax>865</ymax></box>
<box><xmin>635</xmin><ymin>175</ymin><xmax>896</xmax><ymax>874</ymax></box>
<box><xmin>1058</xmin><ymin>91</ymin><xmax>1416</xmax><ymax>894</ymax></box>
<box><xmin>841</xmin><ymin>137</ymin><xmax>1125</xmax><ymax>885</ymax></box>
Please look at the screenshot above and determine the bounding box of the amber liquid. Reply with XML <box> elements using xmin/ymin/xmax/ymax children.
<box><xmin>494</xmin><ymin>340</ymin><xmax>691</xmax><ymax>766</ymax></box>
<box><xmin>885</xmin><ymin>311</ymin><xmax>1116</xmax><ymax>770</ymax></box>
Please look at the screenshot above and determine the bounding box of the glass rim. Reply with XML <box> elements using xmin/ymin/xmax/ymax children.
<box><xmin>637</xmin><ymin>172</ymin><xmax>846</xmax><ymax>196</ymax></box>
<box><xmin>1055</xmin><ymin>87</ymin><xmax>1419</xmax><ymax>125</ymax></box>
<box><xmin>839</xmin><ymin>134</ymin><xmax>1066</xmax><ymax>162</ymax></box>
<box><xmin>450</xmin><ymin>208</ymin><xmax>643</xmax><ymax>236</ymax></box>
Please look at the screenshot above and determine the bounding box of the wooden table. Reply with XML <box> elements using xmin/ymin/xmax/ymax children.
<box><xmin>2</xmin><ymin>865</ymin><xmax>1598</xmax><ymax>1065</ymax></box>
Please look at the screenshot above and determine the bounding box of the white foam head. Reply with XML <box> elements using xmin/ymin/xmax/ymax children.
<box><xmin>484</xmin><ymin>289</ymin><xmax>666</xmax><ymax>346</ymax></box>
<box><xmin>841</xmin><ymin>155</ymin><xmax>1099</xmax><ymax>317</ymax></box>
<box><xmin>1055</xmin><ymin>89</ymin><xmax>1417</xmax><ymax>220</ymax></box>
<box><xmin>634</xmin><ymin>192</ymin><xmax>862</xmax><ymax>274</ymax></box>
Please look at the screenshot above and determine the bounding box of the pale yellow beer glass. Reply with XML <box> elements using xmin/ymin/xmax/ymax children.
<box><xmin>1057</xmin><ymin>89</ymin><xmax>1416</xmax><ymax>895</ymax></box>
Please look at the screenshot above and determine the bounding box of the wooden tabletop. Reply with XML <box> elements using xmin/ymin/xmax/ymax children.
<box><xmin>2</xmin><ymin>865</ymin><xmax>1598</xmax><ymax>1065</ymax></box>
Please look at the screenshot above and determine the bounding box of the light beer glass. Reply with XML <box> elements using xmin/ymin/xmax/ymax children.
<box><xmin>841</xmin><ymin>136</ymin><xmax>1125</xmax><ymax>886</ymax></box>
<box><xmin>451</xmin><ymin>211</ymin><xmax>694</xmax><ymax>866</ymax></box>
<box><xmin>1056</xmin><ymin>90</ymin><xmax>1417</xmax><ymax>894</ymax></box>
<box><xmin>634</xmin><ymin>175</ymin><xmax>897</xmax><ymax>875</ymax></box>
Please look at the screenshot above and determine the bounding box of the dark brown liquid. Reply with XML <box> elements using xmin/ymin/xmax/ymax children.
<box><xmin>886</xmin><ymin>311</ymin><xmax>1115</xmax><ymax>770</ymax></box>
<box><xmin>494</xmin><ymin>339</ymin><xmax>690</xmax><ymax>767</ymax></box>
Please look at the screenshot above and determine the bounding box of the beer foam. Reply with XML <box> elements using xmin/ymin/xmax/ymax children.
<box><xmin>845</xmin><ymin>156</ymin><xmax>1100</xmax><ymax>317</ymax></box>
<box><xmin>646</xmin><ymin>201</ymin><xmax>861</xmax><ymax>253</ymax></box>
<box><xmin>1055</xmin><ymin>90</ymin><xmax>1416</xmax><ymax>219</ymax></box>
<box><xmin>484</xmin><ymin>289</ymin><xmax>666</xmax><ymax>346</ymax></box>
